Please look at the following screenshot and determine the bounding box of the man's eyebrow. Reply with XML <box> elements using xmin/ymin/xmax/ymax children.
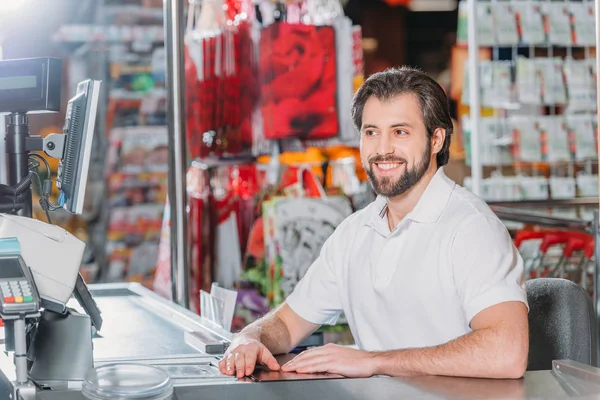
<box><xmin>361</xmin><ymin>122</ymin><xmax>413</xmax><ymax>130</ymax></box>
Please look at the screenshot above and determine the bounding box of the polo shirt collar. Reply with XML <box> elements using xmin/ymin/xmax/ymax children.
<box><xmin>366</xmin><ymin>167</ymin><xmax>456</xmax><ymax>232</ymax></box>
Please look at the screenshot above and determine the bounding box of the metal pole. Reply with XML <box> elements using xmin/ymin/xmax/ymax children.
<box><xmin>594</xmin><ymin>210</ymin><xmax>599</xmax><ymax>365</ymax></box>
<box><xmin>595</xmin><ymin>0</ymin><xmax>600</xmax><ymax>366</ymax></box>
<box><xmin>596</xmin><ymin>0</ymin><xmax>600</xmax><ymax>200</ymax></box>
<box><xmin>0</xmin><ymin>43</ymin><xmax>5</xmax><ymax>186</ymax></box>
<box><xmin>164</xmin><ymin>0</ymin><xmax>190</xmax><ymax>309</ymax></box>
<box><xmin>13</xmin><ymin>318</ymin><xmax>27</xmax><ymax>384</ymax></box>
<box><xmin>467</xmin><ymin>0</ymin><xmax>482</xmax><ymax>196</ymax></box>
<box><xmin>5</xmin><ymin>113</ymin><xmax>32</xmax><ymax>217</ymax></box>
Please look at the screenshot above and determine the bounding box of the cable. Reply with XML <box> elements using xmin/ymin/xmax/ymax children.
<box><xmin>28</xmin><ymin>154</ymin><xmax>61</xmax><ymax>215</ymax></box>
<box><xmin>28</xmin><ymin>153</ymin><xmax>51</xmax><ymax>178</ymax></box>
<box><xmin>29</xmin><ymin>171</ymin><xmax>52</xmax><ymax>224</ymax></box>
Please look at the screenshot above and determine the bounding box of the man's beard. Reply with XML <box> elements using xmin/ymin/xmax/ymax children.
<box><xmin>364</xmin><ymin>144</ymin><xmax>431</xmax><ymax>198</ymax></box>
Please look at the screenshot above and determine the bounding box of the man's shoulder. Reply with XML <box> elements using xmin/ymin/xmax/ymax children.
<box><xmin>443</xmin><ymin>184</ymin><xmax>504</xmax><ymax>230</ymax></box>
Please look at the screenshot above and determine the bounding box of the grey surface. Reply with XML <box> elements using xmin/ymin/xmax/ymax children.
<box><xmin>29</xmin><ymin>311</ymin><xmax>93</xmax><ymax>382</ymax></box>
<box><xmin>31</xmin><ymin>371</ymin><xmax>600</xmax><ymax>400</ymax></box>
<box><xmin>67</xmin><ymin>294</ymin><xmax>200</xmax><ymax>360</ymax></box>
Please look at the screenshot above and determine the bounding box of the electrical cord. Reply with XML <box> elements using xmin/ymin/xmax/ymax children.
<box><xmin>28</xmin><ymin>153</ymin><xmax>51</xmax><ymax>178</ymax></box>
<box><xmin>30</xmin><ymin>170</ymin><xmax>53</xmax><ymax>224</ymax></box>
<box><xmin>28</xmin><ymin>154</ymin><xmax>61</xmax><ymax>223</ymax></box>
<box><xmin>0</xmin><ymin>154</ymin><xmax>59</xmax><ymax>219</ymax></box>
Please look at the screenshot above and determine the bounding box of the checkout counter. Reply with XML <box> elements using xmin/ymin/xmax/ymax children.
<box><xmin>0</xmin><ymin>282</ymin><xmax>599</xmax><ymax>400</ymax></box>
<box><xmin>0</xmin><ymin>57</ymin><xmax>598</xmax><ymax>400</ymax></box>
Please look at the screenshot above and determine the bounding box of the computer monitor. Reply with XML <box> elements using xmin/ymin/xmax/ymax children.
<box><xmin>56</xmin><ymin>79</ymin><xmax>101</xmax><ymax>215</ymax></box>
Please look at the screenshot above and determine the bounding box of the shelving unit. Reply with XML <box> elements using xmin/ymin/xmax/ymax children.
<box><xmin>458</xmin><ymin>0</ymin><xmax>598</xmax><ymax>219</ymax></box>
<box><xmin>52</xmin><ymin>0</ymin><xmax>167</xmax><ymax>285</ymax></box>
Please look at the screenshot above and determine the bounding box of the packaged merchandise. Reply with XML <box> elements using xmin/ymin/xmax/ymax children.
<box><xmin>563</xmin><ymin>59</ymin><xmax>596</xmax><ymax>113</ymax></box>
<box><xmin>509</xmin><ymin>115</ymin><xmax>543</xmax><ymax>162</ymax></box>
<box><xmin>481</xmin><ymin>117</ymin><xmax>512</xmax><ymax>166</ymax></box>
<box><xmin>493</xmin><ymin>1</ymin><xmax>520</xmax><ymax>46</ymax></box>
<box><xmin>570</xmin><ymin>2</ymin><xmax>596</xmax><ymax>47</ymax></box>
<box><xmin>549</xmin><ymin>176</ymin><xmax>577</xmax><ymax>200</ymax></box>
<box><xmin>184</xmin><ymin>0</ymin><xmax>258</xmax><ymax>159</ymax></box>
<box><xmin>462</xmin><ymin>60</ymin><xmax>513</xmax><ymax>108</ymax></box>
<box><xmin>537</xmin><ymin>58</ymin><xmax>567</xmax><ymax>106</ymax></box>
<box><xmin>516</xmin><ymin>56</ymin><xmax>541</xmax><ymax>105</ymax></box>
<box><xmin>576</xmin><ymin>173</ymin><xmax>599</xmax><ymax>197</ymax></box>
<box><xmin>352</xmin><ymin>25</ymin><xmax>364</xmax><ymax>94</ymax></box>
<box><xmin>542</xmin><ymin>2</ymin><xmax>572</xmax><ymax>46</ymax></box>
<box><xmin>477</xmin><ymin>2</ymin><xmax>496</xmax><ymax>46</ymax></box>
<box><xmin>519</xmin><ymin>175</ymin><xmax>550</xmax><ymax>200</ymax></box>
<box><xmin>456</xmin><ymin>1</ymin><xmax>495</xmax><ymax>46</ymax></box>
<box><xmin>538</xmin><ymin>116</ymin><xmax>570</xmax><ymax>162</ymax></box>
<box><xmin>262</xmin><ymin>178</ymin><xmax>352</xmax><ymax>306</ymax></box>
<box><xmin>512</xmin><ymin>0</ymin><xmax>545</xmax><ymax>45</ymax></box>
<box><xmin>566</xmin><ymin>114</ymin><xmax>597</xmax><ymax>161</ymax></box>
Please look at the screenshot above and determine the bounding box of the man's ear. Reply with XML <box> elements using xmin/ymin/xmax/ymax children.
<box><xmin>431</xmin><ymin>127</ymin><xmax>446</xmax><ymax>155</ymax></box>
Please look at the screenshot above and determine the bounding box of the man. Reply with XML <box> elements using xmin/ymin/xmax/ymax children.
<box><xmin>218</xmin><ymin>67</ymin><xmax>529</xmax><ymax>380</ymax></box>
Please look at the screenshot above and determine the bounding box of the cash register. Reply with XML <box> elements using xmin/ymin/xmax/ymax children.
<box><xmin>0</xmin><ymin>57</ymin><xmax>103</xmax><ymax>397</ymax></box>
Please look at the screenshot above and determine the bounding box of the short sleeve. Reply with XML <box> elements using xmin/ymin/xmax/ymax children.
<box><xmin>285</xmin><ymin>222</ymin><xmax>346</xmax><ymax>326</ymax></box>
<box><xmin>451</xmin><ymin>214</ymin><xmax>529</xmax><ymax>324</ymax></box>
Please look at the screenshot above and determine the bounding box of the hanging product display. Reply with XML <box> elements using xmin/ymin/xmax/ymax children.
<box><xmin>184</xmin><ymin>0</ymin><xmax>259</xmax><ymax>159</ymax></box>
<box><xmin>458</xmin><ymin>0</ymin><xmax>597</xmax><ymax>214</ymax></box>
<box><xmin>262</xmin><ymin>174</ymin><xmax>352</xmax><ymax>306</ymax></box>
<box><xmin>154</xmin><ymin>0</ymin><xmax>367</xmax><ymax>327</ymax></box>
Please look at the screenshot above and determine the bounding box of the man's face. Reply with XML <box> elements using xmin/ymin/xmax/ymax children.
<box><xmin>359</xmin><ymin>93</ymin><xmax>434</xmax><ymax>198</ymax></box>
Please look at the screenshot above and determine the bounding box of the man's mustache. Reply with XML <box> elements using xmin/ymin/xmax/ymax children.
<box><xmin>368</xmin><ymin>155</ymin><xmax>407</xmax><ymax>165</ymax></box>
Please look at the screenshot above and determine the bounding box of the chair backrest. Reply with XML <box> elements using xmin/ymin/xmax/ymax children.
<box><xmin>526</xmin><ymin>278</ymin><xmax>597</xmax><ymax>371</ymax></box>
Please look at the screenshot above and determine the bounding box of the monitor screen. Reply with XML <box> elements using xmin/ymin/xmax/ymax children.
<box><xmin>55</xmin><ymin>79</ymin><xmax>101</xmax><ymax>215</ymax></box>
<box><xmin>0</xmin><ymin>75</ymin><xmax>37</xmax><ymax>90</ymax></box>
<box><xmin>0</xmin><ymin>257</ymin><xmax>24</xmax><ymax>279</ymax></box>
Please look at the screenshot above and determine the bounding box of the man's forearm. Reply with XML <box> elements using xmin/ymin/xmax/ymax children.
<box><xmin>237</xmin><ymin>312</ymin><xmax>292</xmax><ymax>355</ymax></box>
<box><xmin>372</xmin><ymin>327</ymin><xmax>527</xmax><ymax>379</ymax></box>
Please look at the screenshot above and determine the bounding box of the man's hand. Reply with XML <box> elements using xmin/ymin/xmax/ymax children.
<box><xmin>218</xmin><ymin>336</ymin><xmax>281</xmax><ymax>378</ymax></box>
<box><xmin>281</xmin><ymin>343</ymin><xmax>376</xmax><ymax>378</ymax></box>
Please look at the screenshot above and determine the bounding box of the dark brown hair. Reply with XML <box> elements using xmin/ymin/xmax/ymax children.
<box><xmin>351</xmin><ymin>66</ymin><xmax>453</xmax><ymax>167</ymax></box>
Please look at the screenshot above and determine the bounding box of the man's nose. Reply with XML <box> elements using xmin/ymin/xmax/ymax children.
<box><xmin>376</xmin><ymin>132</ymin><xmax>394</xmax><ymax>155</ymax></box>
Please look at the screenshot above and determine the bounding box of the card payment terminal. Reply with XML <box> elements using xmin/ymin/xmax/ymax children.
<box><xmin>0</xmin><ymin>254</ymin><xmax>40</xmax><ymax>318</ymax></box>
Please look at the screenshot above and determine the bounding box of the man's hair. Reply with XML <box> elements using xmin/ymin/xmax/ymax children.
<box><xmin>350</xmin><ymin>66</ymin><xmax>453</xmax><ymax>167</ymax></box>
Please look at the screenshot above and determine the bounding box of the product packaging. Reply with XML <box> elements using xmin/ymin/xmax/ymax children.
<box><xmin>537</xmin><ymin>58</ymin><xmax>567</xmax><ymax>106</ymax></box>
<box><xmin>570</xmin><ymin>2</ymin><xmax>596</xmax><ymax>47</ymax></box>
<box><xmin>542</xmin><ymin>2</ymin><xmax>572</xmax><ymax>46</ymax></box>
<box><xmin>563</xmin><ymin>59</ymin><xmax>596</xmax><ymax>113</ymax></box>
<box><xmin>516</xmin><ymin>56</ymin><xmax>542</xmax><ymax>105</ymax></box>
<box><xmin>549</xmin><ymin>176</ymin><xmax>577</xmax><ymax>200</ymax></box>
<box><xmin>566</xmin><ymin>114</ymin><xmax>597</xmax><ymax>161</ymax></box>
<box><xmin>512</xmin><ymin>0</ymin><xmax>545</xmax><ymax>45</ymax></box>
<box><xmin>462</xmin><ymin>61</ymin><xmax>513</xmax><ymax>108</ymax></box>
<box><xmin>538</xmin><ymin>116</ymin><xmax>570</xmax><ymax>162</ymax></box>
<box><xmin>509</xmin><ymin>115</ymin><xmax>543</xmax><ymax>162</ymax></box>
<box><xmin>493</xmin><ymin>1</ymin><xmax>520</xmax><ymax>46</ymax></box>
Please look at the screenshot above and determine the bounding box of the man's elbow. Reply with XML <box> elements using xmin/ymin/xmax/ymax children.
<box><xmin>500</xmin><ymin>342</ymin><xmax>529</xmax><ymax>379</ymax></box>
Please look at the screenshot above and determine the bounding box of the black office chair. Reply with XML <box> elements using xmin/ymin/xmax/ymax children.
<box><xmin>526</xmin><ymin>278</ymin><xmax>597</xmax><ymax>371</ymax></box>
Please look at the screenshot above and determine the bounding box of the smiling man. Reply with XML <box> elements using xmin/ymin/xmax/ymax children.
<box><xmin>219</xmin><ymin>67</ymin><xmax>529</xmax><ymax>380</ymax></box>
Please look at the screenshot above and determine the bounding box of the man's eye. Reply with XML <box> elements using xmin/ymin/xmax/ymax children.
<box><xmin>365</xmin><ymin>130</ymin><xmax>376</xmax><ymax>136</ymax></box>
<box><xmin>396</xmin><ymin>130</ymin><xmax>408</xmax><ymax>135</ymax></box>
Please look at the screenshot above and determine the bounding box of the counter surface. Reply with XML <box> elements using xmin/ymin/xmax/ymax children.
<box><xmin>31</xmin><ymin>370</ymin><xmax>599</xmax><ymax>400</ymax></box>
<box><xmin>3</xmin><ymin>284</ymin><xmax>600</xmax><ymax>400</ymax></box>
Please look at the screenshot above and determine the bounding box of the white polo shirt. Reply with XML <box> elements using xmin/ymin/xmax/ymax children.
<box><xmin>285</xmin><ymin>167</ymin><xmax>528</xmax><ymax>351</ymax></box>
